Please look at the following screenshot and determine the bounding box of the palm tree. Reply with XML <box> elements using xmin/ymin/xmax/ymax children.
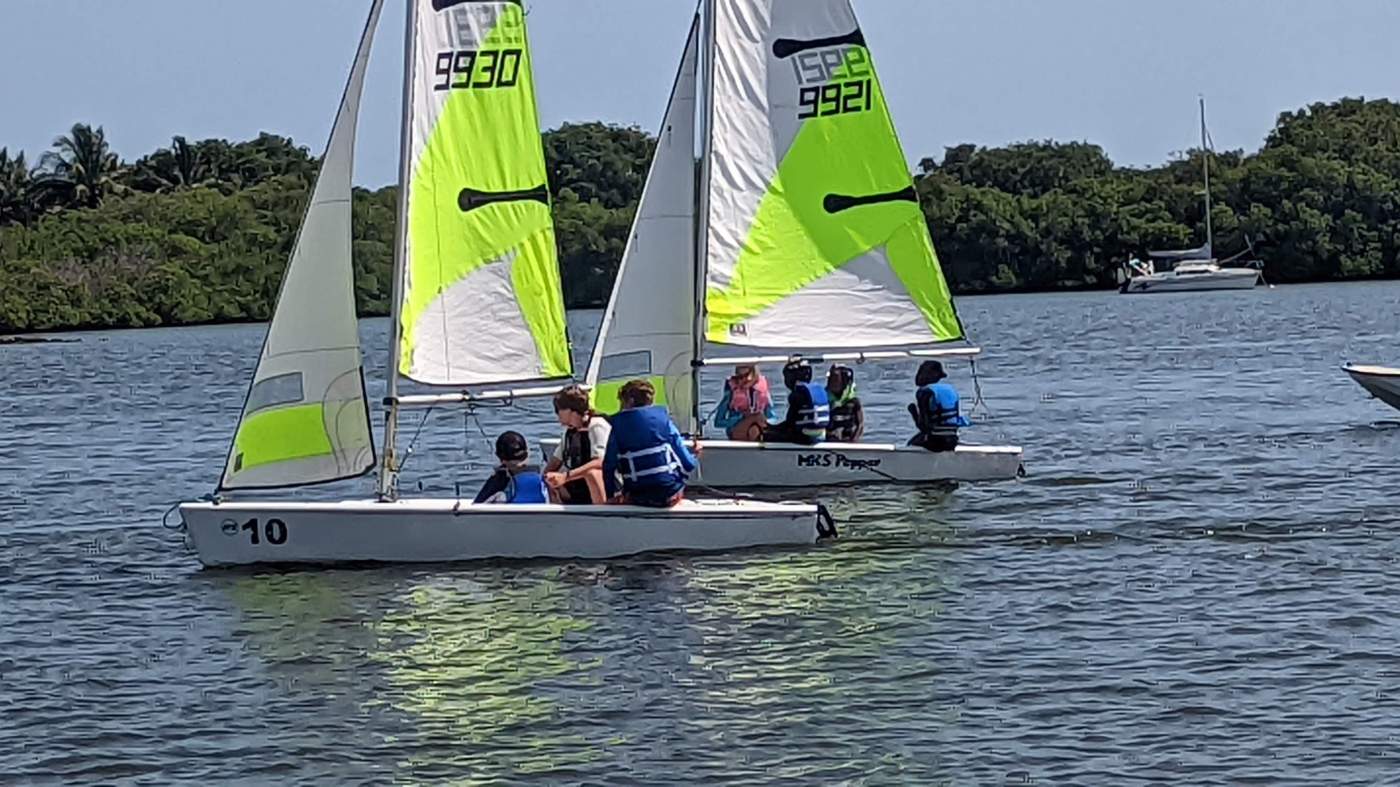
<box><xmin>0</xmin><ymin>148</ymin><xmax>33</xmax><ymax>225</ymax></box>
<box><xmin>33</xmin><ymin>123</ymin><xmax>128</xmax><ymax>209</ymax></box>
<box><xmin>129</xmin><ymin>135</ymin><xmax>218</xmax><ymax>193</ymax></box>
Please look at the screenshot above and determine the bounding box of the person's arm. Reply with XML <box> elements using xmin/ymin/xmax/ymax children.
<box><xmin>567</xmin><ymin>457</ymin><xmax>604</xmax><ymax>480</ymax></box>
<box><xmin>782</xmin><ymin>386</ymin><xmax>807</xmax><ymax>426</ymax></box>
<box><xmin>545</xmin><ymin>433</ymin><xmax>566</xmax><ymax>473</ymax></box>
<box><xmin>669</xmin><ymin>422</ymin><xmax>698</xmax><ymax>473</ymax></box>
<box><xmin>762</xmin><ymin>400</ymin><xmax>777</xmax><ymax>422</ymax></box>
<box><xmin>473</xmin><ymin>469</ymin><xmax>508</xmax><ymax>504</ymax></box>
<box><xmin>910</xmin><ymin>388</ymin><xmax>930</xmax><ymax>431</ymax></box>
<box><xmin>712</xmin><ymin>387</ymin><xmax>739</xmax><ymax>429</ymax></box>
<box><xmin>603</xmin><ymin>432</ymin><xmax>620</xmax><ymax>498</ymax></box>
<box><xmin>851</xmin><ymin>399</ymin><xmax>866</xmax><ymax>439</ymax></box>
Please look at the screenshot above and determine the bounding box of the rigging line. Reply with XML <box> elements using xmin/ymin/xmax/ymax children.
<box><xmin>462</xmin><ymin>404</ymin><xmax>497</xmax><ymax>473</ymax></box>
<box><xmin>968</xmin><ymin>357</ymin><xmax>995</xmax><ymax>421</ymax></box>
<box><xmin>398</xmin><ymin>404</ymin><xmax>437</xmax><ymax>476</ymax></box>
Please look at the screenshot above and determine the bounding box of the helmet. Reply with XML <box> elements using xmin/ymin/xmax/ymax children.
<box><xmin>494</xmin><ymin>431</ymin><xmax>529</xmax><ymax>463</ymax></box>
<box><xmin>915</xmin><ymin>360</ymin><xmax>947</xmax><ymax>387</ymax></box>
<box><xmin>782</xmin><ymin>358</ymin><xmax>812</xmax><ymax>389</ymax></box>
<box><xmin>826</xmin><ymin>364</ymin><xmax>854</xmax><ymax>396</ymax></box>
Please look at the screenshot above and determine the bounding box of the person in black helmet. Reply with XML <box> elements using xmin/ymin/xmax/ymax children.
<box><xmin>473</xmin><ymin>431</ymin><xmax>548</xmax><ymax>504</ymax></box>
<box><xmin>761</xmin><ymin>359</ymin><xmax>831</xmax><ymax>445</ymax></box>
<box><xmin>824</xmin><ymin>364</ymin><xmax>865</xmax><ymax>443</ymax></box>
<box><xmin>908</xmin><ymin>360</ymin><xmax>970</xmax><ymax>452</ymax></box>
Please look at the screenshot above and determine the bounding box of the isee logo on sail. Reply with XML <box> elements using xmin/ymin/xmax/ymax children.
<box><xmin>776</xmin><ymin>30</ymin><xmax>874</xmax><ymax>120</ymax></box>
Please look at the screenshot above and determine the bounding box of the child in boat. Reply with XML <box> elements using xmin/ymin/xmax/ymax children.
<box><xmin>824</xmin><ymin>364</ymin><xmax>865</xmax><ymax>443</ymax></box>
<box><xmin>473</xmin><ymin>431</ymin><xmax>548</xmax><ymax>504</ymax></box>
<box><xmin>712</xmin><ymin>363</ymin><xmax>774</xmax><ymax>441</ymax></box>
<box><xmin>761</xmin><ymin>359</ymin><xmax>830</xmax><ymax>445</ymax></box>
<box><xmin>603</xmin><ymin>379</ymin><xmax>699</xmax><ymax>507</ymax></box>
<box><xmin>543</xmin><ymin>384</ymin><xmax>611</xmax><ymax>505</ymax></box>
<box><xmin>907</xmin><ymin>360</ymin><xmax>971</xmax><ymax>452</ymax></box>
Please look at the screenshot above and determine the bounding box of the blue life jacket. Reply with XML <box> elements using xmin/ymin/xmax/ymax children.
<box><xmin>505</xmin><ymin>469</ymin><xmax>548</xmax><ymax>504</ymax></box>
<box><xmin>918</xmin><ymin>382</ymin><xmax>971</xmax><ymax>435</ymax></box>
<box><xmin>794</xmin><ymin>382</ymin><xmax>830</xmax><ymax>440</ymax></box>
<box><xmin>609</xmin><ymin>405</ymin><xmax>687</xmax><ymax>498</ymax></box>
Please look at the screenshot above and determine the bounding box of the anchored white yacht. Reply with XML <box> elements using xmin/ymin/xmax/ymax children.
<box><xmin>1120</xmin><ymin>98</ymin><xmax>1263</xmax><ymax>295</ymax></box>
<box><xmin>1119</xmin><ymin>251</ymin><xmax>1260</xmax><ymax>294</ymax></box>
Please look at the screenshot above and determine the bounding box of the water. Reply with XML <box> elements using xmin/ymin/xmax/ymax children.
<box><xmin>5</xmin><ymin>282</ymin><xmax>1400</xmax><ymax>784</ymax></box>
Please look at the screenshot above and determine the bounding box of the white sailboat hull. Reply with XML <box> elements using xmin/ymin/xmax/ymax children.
<box><xmin>1343</xmin><ymin>364</ymin><xmax>1400</xmax><ymax>412</ymax></box>
<box><xmin>541</xmin><ymin>438</ymin><xmax>1024</xmax><ymax>488</ymax></box>
<box><xmin>180</xmin><ymin>498</ymin><xmax>822</xmax><ymax>568</ymax></box>
<box><xmin>1121</xmin><ymin>267</ymin><xmax>1259</xmax><ymax>294</ymax></box>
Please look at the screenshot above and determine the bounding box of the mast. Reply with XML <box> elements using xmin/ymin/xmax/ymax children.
<box><xmin>378</xmin><ymin>0</ymin><xmax>418</xmax><ymax>500</ymax></box>
<box><xmin>691</xmin><ymin>0</ymin><xmax>717</xmax><ymax>436</ymax></box>
<box><xmin>1200</xmin><ymin>95</ymin><xmax>1213</xmax><ymax>256</ymax></box>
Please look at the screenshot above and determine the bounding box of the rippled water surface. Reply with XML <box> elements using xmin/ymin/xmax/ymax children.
<box><xmin>6</xmin><ymin>282</ymin><xmax>1400</xmax><ymax>784</ymax></box>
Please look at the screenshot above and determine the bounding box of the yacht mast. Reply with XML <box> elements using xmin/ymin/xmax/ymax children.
<box><xmin>691</xmin><ymin>0</ymin><xmax>718</xmax><ymax>436</ymax></box>
<box><xmin>1200</xmin><ymin>95</ymin><xmax>1213</xmax><ymax>256</ymax></box>
<box><xmin>378</xmin><ymin>0</ymin><xmax>418</xmax><ymax>500</ymax></box>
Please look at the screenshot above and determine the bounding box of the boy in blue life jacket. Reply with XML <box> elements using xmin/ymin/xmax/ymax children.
<box><xmin>761</xmin><ymin>358</ymin><xmax>830</xmax><ymax>445</ymax></box>
<box><xmin>908</xmin><ymin>360</ymin><xmax>972</xmax><ymax>452</ymax></box>
<box><xmin>602</xmin><ymin>379</ymin><xmax>699</xmax><ymax>507</ymax></box>
<box><xmin>473</xmin><ymin>431</ymin><xmax>548</xmax><ymax>504</ymax></box>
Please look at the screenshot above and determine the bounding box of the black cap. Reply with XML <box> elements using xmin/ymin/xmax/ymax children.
<box><xmin>782</xmin><ymin>358</ymin><xmax>813</xmax><ymax>387</ymax></box>
<box><xmin>915</xmin><ymin>360</ymin><xmax>947</xmax><ymax>386</ymax></box>
<box><xmin>495</xmin><ymin>431</ymin><xmax>529</xmax><ymax>462</ymax></box>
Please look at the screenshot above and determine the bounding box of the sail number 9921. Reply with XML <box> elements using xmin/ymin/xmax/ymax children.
<box><xmin>434</xmin><ymin>48</ymin><xmax>523</xmax><ymax>91</ymax></box>
<box><xmin>798</xmin><ymin>79</ymin><xmax>873</xmax><ymax>119</ymax></box>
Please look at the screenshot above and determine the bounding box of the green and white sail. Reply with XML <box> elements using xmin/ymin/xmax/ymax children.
<box><xmin>584</xmin><ymin>15</ymin><xmax>701</xmax><ymax>433</ymax></box>
<box><xmin>397</xmin><ymin>0</ymin><xmax>571</xmax><ymax>385</ymax></box>
<box><xmin>218</xmin><ymin>0</ymin><xmax>382</xmax><ymax>491</ymax></box>
<box><xmin>701</xmin><ymin>0</ymin><xmax>962</xmax><ymax>349</ymax></box>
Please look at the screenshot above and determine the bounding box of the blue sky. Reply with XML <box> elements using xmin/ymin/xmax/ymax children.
<box><xmin>3</xmin><ymin>0</ymin><xmax>1396</xmax><ymax>186</ymax></box>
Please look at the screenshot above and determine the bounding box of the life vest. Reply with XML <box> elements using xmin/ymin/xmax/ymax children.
<box><xmin>794</xmin><ymin>382</ymin><xmax>830</xmax><ymax>441</ymax></box>
<box><xmin>728</xmin><ymin>375</ymin><xmax>771</xmax><ymax>416</ymax></box>
<box><xmin>505</xmin><ymin>468</ymin><xmax>548</xmax><ymax>504</ymax></box>
<box><xmin>916</xmin><ymin>382</ymin><xmax>969</xmax><ymax>436</ymax></box>
<box><xmin>609</xmin><ymin>405</ymin><xmax>688</xmax><ymax>497</ymax></box>
<box><xmin>826</xmin><ymin>383</ymin><xmax>860</xmax><ymax>441</ymax></box>
<box><xmin>561</xmin><ymin>424</ymin><xmax>591</xmax><ymax>469</ymax></box>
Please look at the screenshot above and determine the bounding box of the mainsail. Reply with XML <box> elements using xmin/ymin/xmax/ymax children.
<box><xmin>701</xmin><ymin>0</ymin><xmax>962</xmax><ymax>349</ymax></box>
<box><xmin>584</xmin><ymin>15</ymin><xmax>701</xmax><ymax>433</ymax></box>
<box><xmin>397</xmin><ymin>0</ymin><xmax>571</xmax><ymax>385</ymax></box>
<box><xmin>218</xmin><ymin>0</ymin><xmax>383</xmax><ymax>491</ymax></box>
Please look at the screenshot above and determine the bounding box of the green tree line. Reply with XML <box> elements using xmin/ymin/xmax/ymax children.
<box><xmin>2</xmin><ymin>97</ymin><xmax>1398</xmax><ymax>332</ymax></box>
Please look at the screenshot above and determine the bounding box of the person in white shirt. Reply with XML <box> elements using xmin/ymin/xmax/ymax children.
<box><xmin>543</xmin><ymin>384</ymin><xmax>612</xmax><ymax>505</ymax></box>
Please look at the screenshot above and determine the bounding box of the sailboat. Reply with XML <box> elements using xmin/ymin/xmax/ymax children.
<box><xmin>178</xmin><ymin>0</ymin><xmax>826</xmax><ymax>567</ymax></box>
<box><xmin>554</xmin><ymin>0</ymin><xmax>1024</xmax><ymax>488</ymax></box>
<box><xmin>1119</xmin><ymin>98</ymin><xmax>1261</xmax><ymax>294</ymax></box>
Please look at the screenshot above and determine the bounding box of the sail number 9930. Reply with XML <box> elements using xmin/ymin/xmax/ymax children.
<box><xmin>434</xmin><ymin>48</ymin><xmax>523</xmax><ymax>92</ymax></box>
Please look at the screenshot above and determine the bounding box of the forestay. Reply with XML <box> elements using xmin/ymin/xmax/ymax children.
<box><xmin>219</xmin><ymin>0</ymin><xmax>383</xmax><ymax>491</ymax></box>
<box><xmin>584</xmin><ymin>15</ymin><xmax>701</xmax><ymax>433</ymax></box>
<box><xmin>702</xmin><ymin>0</ymin><xmax>962</xmax><ymax>349</ymax></box>
<box><xmin>398</xmin><ymin>0</ymin><xmax>571</xmax><ymax>385</ymax></box>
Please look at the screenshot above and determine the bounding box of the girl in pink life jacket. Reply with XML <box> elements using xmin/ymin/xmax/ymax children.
<box><xmin>711</xmin><ymin>364</ymin><xmax>775</xmax><ymax>441</ymax></box>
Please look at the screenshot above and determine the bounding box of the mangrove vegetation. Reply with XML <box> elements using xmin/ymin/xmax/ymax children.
<box><xmin>2</xmin><ymin>97</ymin><xmax>1398</xmax><ymax>332</ymax></box>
